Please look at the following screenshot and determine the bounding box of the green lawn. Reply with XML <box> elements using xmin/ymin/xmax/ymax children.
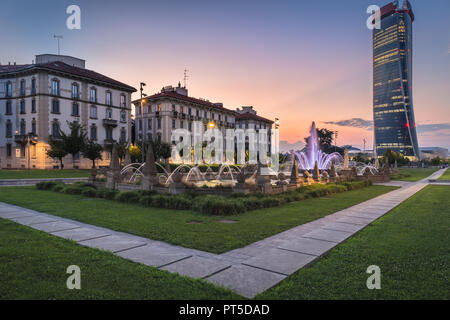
<box><xmin>0</xmin><ymin>169</ymin><xmax>89</xmax><ymax>180</ymax></box>
<box><xmin>258</xmin><ymin>185</ymin><xmax>450</xmax><ymax>300</ymax></box>
<box><xmin>391</xmin><ymin>168</ymin><xmax>438</xmax><ymax>182</ymax></box>
<box><xmin>0</xmin><ymin>185</ymin><xmax>396</xmax><ymax>254</ymax></box>
<box><xmin>0</xmin><ymin>219</ymin><xmax>240</xmax><ymax>299</ymax></box>
<box><xmin>438</xmin><ymin>168</ymin><xmax>450</xmax><ymax>180</ymax></box>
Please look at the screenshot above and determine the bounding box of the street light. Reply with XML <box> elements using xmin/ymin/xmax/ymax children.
<box><xmin>140</xmin><ymin>82</ymin><xmax>146</xmax><ymax>163</ymax></box>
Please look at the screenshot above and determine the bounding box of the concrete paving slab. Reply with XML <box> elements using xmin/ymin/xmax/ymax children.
<box><xmin>243</xmin><ymin>248</ymin><xmax>316</xmax><ymax>275</ymax></box>
<box><xmin>206</xmin><ymin>264</ymin><xmax>286</xmax><ymax>298</ymax></box>
<box><xmin>322</xmin><ymin>222</ymin><xmax>364</xmax><ymax>233</ymax></box>
<box><xmin>52</xmin><ymin>227</ymin><xmax>111</xmax><ymax>242</ymax></box>
<box><xmin>117</xmin><ymin>245</ymin><xmax>191</xmax><ymax>267</ymax></box>
<box><xmin>276</xmin><ymin>237</ymin><xmax>337</xmax><ymax>256</ymax></box>
<box><xmin>0</xmin><ymin>211</ymin><xmax>35</xmax><ymax>219</ymax></box>
<box><xmin>78</xmin><ymin>235</ymin><xmax>146</xmax><ymax>253</ymax></box>
<box><xmin>302</xmin><ymin>228</ymin><xmax>352</xmax><ymax>243</ymax></box>
<box><xmin>336</xmin><ymin>216</ymin><xmax>372</xmax><ymax>226</ymax></box>
<box><xmin>11</xmin><ymin>215</ymin><xmax>57</xmax><ymax>226</ymax></box>
<box><xmin>161</xmin><ymin>256</ymin><xmax>231</xmax><ymax>278</ymax></box>
<box><xmin>30</xmin><ymin>221</ymin><xmax>81</xmax><ymax>233</ymax></box>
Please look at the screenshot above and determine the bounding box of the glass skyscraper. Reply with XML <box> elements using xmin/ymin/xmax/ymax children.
<box><xmin>372</xmin><ymin>0</ymin><xmax>419</xmax><ymax>158</ymax></box>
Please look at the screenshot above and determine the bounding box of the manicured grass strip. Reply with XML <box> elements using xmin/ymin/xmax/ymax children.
<box><xmin>391</xmin><ymin>168</ymin><xmax>438</xmax><ymax>182</ymax></box>
<box><xmin>0</xmin><ymin>185</ymin><xmax>396</xmax><ymax>254</ymax></box>
<box><xmin>257</xmin><ymin>185</ymin><xmax>450</xmax><ymax>300</ymax></box>
<box><xmin>0</xmin><ymin>219</ymin><xmax>241</xmax><ymax>300</ymax></box>
<box><xmin>438</xmin><ymin>168</ymin><xmax>450</xmax><ymax>180</ymax></box>
<box><xmin>0</xmin><ymin>169</ymin><xmax>89</xmax><ymax>180</ymax></box>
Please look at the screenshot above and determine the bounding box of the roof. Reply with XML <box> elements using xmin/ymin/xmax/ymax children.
<box><xmin>235</xmin><ymin>112</ymin><xmax>273</xmax><ymax>124</ymax></box>
<box><xmin>379</xmin><ymin>1</ymin><xmax>415</xmax><ymax>22</ymax></box>
<box><xmin>134</xmin><ymin>91</ymin><xmax>237</xmax><ymax>114</ymax></box>
<box><xmin>0</xmin><ymin>61</ymin><xmax>136</xmax><ymax>92</ymax></box>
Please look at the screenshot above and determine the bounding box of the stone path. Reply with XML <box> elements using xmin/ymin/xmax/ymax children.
<box><xmin>0</xmin><ymin>169</ymin><xmax>447</xmax><ymax>298</ymax></box>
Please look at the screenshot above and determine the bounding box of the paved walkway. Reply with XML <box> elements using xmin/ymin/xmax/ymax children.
<box><xmin>0</xmin><ymin>169</ymin><xmax>447</xmax><ymax>298</ymax></box>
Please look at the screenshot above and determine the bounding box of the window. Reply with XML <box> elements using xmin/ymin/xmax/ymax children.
<box><xmin>6</xmin><ymin>81</ymin><xmax>12</xmax><ymax>97</ymax></box>
<box><xmin>72</xmin><ymin>83</ymin><xmax>79</xmax><ymax>99</ymax></box>
<box><xmin>157</xmin><ymin>118</ymin><xmax>161</xmax><ymax>129</ymax></box>
<box><xmin>245</xmin><ymin>122</ymin><xmax>249</xmax><ymax>129</ymax></box>
<box><xmin>52</xmin><ymin>79</ymin><xmax>59</xmax><ymax>96</ymax></box>
<box><xmin>180</xmin><ymin>120</ymin><xmax>184</xmax><ymax>129</ymax></box>
<box><xmin>6</xmin><ymin>121</ymin><xmax>12</xmax><ymax>138</ymax></box>
<box><xmin>172</xmin><ymin>104</ymin><xmax>175</xmax><ymax>111</ymax></box>
<box><xmin>188</xmin><ymin>108</ymin><xmax>192</xmax><ymax>115</ymax></box>
<box><xmin>188</xmin><ymin>122</ymin><xmax>192</xmax><ymax>131</ymax></box>
<box><xmin>20</xmin><ymin>119</ymin><xmax>26</xmax><ymax>135</ymax></box>
<box><xmin>106</xmin><ymin>91</ymin><xmax>112</xmax><ymax>105</ymax></box>
<box><xmin>31</xmin><ymin>78</ymin><xmax>36</xmax><ymax>94</ymax></box>
<box><xmin>105</xmin><ymin>127</ymin><xmax>113</xmax><ymax>140</ymax></box>
<box><xmin>72</xmin><ymin>103</ymin><xmax>79</xmax><ymax>116</ymax></box>
<box><xmin>31</xmin><ymin>99</ymin><xmax>36</xmax><ymax>113</ymax></box>
<box><xmin>20</xmin><ymin>79</ymin><xmax>25</xmax><ymax>96</ymax></box>
<box><xmin>52</xmin><ymin>100</ymin><xmax>60</xmax><ymax>113</ymax></box>
<box><xmin>204</xmin><ymin>111</ymin><xmax>207</xmax><ymax>118</ymax></box>
<box><xmin>172</xmin><ymin>119</ymin><xmax>176</xmax><ymax>129</ymax></box>
<box><xmin>6</xmin><ymin>101</ymin><xmax>12</xmax><ymax>115</ymax></box>
<box><xmin>120</xmin><ymin>128</ymin><xmax>126</xmax><ymax>143</ymax></box>
<box><xmin>31</xmin><ymin>119</ymin><xmax>36</xmax><ymax>135</ymax></box>
<box><xmin>90</xmin><ymin>126</ymin><xmax>97</xmax><ymax>140</ymax></box>
<box><xmin>138</xmin><ymin>119</ymin><xmax>142</xmax><ymax>130</ymax></box>
<box><xmin>52</xmin><ymin>122</ymin><xmax>60</xmax><ymax>137</ymax></box>
<box><xmin>90</xmin><ymin>87</ymin><xmax>97</xmax><ymax>102</ymax></box>
<box><xmin>196</xmin><ymin>110</ymin><xmax>200</xmax><ymax>117</ymax></box>
<box><xmin>158</xmin><ymin>104</ymin><xmax>161</xmax><ymax>112</ymax></box>
<box><xmin>147</xmin><ymin>118</ymin><xmax>152</xmax><ymax>129</ymax></box>
<box><xmin>180</xmin><ymin>106</ymin><xmax>183</xmax><ymax>113</ymax></box>
<box><xmin>121</xmin><ymin>110</ymin><xmax>126</xmax><ymax>123</ymax></box>
<box><xmin>90</xmin><ymin>105</ymin><xmax>97</xmax><ymax>118</ymax></box>
<box><xmin>6</xmin><ymin>144</ymin><xmax>12</xmax><ymax>157</ymax></box>
<box><xmin>20</xmin><ymin>145</ymin><xmax>25</xmax><ymax>158</ymax></box>
<box><xmin>20</xmin><ymin>100</ymin><xmax>25</xmax><ymax>114</ymax></box>
<box><xmin>120</xmin><ymin>94</ymin><xmax>126</xmax><ymax>107</ymax></box>
<box><xmin>106</xmin><ymin>108</ymin><xmax>113</xmax><ymax>119</ymax></box>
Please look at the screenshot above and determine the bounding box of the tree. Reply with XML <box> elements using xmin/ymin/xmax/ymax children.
<box><xmin>129</xmin><ymin>145</ymin><xmax>141</xmax><ymax>162</ymax></box>
<box><xmin>429</xmin><ymin>157</ymin><xmax>442</xmax><ymax>166</ymax></box>
<box><xmin>46</xmin><ymin>138</ymin><xmax>68</xmax><ymax>169</ymax></box>
<box><xmin>382</xmin><ymin>149</ymin><xmax>410</xmax><ymax>166</ymax></box>
<box><xmin>82</xmin><ymin>141</ymin><xmax>103</xmax><ymax>168</ymax></box>
<box><xmin>304</xmin><ymin>127</ymin><xmax>344</xmax><ymax>155</ymax></box>
<box><xmin>60</xmin><ymin>121</ymin><xmax>87</xmax><ymax>166</ymax></box>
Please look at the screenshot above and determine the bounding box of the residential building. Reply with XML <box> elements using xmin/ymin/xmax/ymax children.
<box><xmin>0</xmin><ymin>54</ymin><xmax>136</xmax><ymax>169</ymax></box>
<box><xmin>372</xmin><ymin>0</ymin><xmax>419</xmax><ymax>159</ymax></box>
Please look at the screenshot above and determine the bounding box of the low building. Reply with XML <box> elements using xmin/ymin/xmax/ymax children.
<box><xmin>0</xmin><ymin>54</ymin><xmax>136</xmax><ymax>169</ymax></box>
<box><xmin>235</xmin><ymin>106</ymin><xmax>273</xmax><ymax>154</ymax></box>
<box><xmin>420</xmin><ymin>147</ymin><xmax>449</xmax><ymax>160</ymax></box>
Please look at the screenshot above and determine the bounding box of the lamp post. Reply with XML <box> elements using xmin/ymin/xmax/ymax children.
<box><xmin>140</xmin><ymin>82</ymin><xmax>146</xmax><ymax>163</ymax></box>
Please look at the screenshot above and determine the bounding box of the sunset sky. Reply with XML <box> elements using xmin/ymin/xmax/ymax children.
<box><xmin>1</xmin><ymin>0</ymin><xmax>449</xmax><ymax>150</ymax></box>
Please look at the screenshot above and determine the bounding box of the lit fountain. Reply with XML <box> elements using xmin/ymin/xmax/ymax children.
<box><xmin>293</xmin><ymin>122</ymin><xmax>343</xmax><ymax>170</ymax></box>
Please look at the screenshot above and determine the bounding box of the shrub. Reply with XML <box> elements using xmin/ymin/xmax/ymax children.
<box><xmin>81</xmin><ymin>188</ymin><xmax>97</xmax><ymax>197</ymax></box>
<box><xmin>36</xmin><ymin>181</ymin><xmax>58</xmax><ymax>190</ymax></box>
<box><xmin>96</xmin><ymin>188</ymin><xmax>118</xmax><ymax>200</ymax></box>
<box><xmin>242</xmin><ymin>197</ymin><xmax>264</xmax><ymax>210</ymax></box>
<box><xmin>115</xmin><ymin>191</ymin><xmax>141</xmax><ymax>203</ymax></box>
<box><xmin>167</xmin><ymin>195</ymin><xmax>193</xmax><ymax>210</ymax></box>
<box><xmin>198</xmin><ymin>196</ymin><xmax>246</xmax><ymax>215</ymax></box>
<box><xmin>139</xmin><ymin>195</ymin><xmax>153</xmax><ymax>206</ymax></box>
<box><xmin>51</xmin><ymin>184</ymin><xmax>65</xmax><ymax>192</ymax></box>
<box><xmin>151</xmin><ymin>194</ymin><xmax>171</xmax><ymax>208</ymax></box>
<box><xmin>262</xmin><ymin>197</ymin><xmax>283</xmax><ymax>208</ymax></box>
<box><xmin>62</xmin><ymin>185</ymin><xmax>84</xmax><ymax>195</ymax></box>
<box><xmin>73</xmin><ymin>182</ymin><xmax>97</xmax><ymax>189</ymax></box>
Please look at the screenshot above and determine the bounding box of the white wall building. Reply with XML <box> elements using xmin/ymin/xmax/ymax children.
<box><xmin>0</xmin><ymin>54</ymin><xmax>136</xmax><ymax>169</ymax></box>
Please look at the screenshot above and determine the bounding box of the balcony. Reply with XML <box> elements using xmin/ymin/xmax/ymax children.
<box><xmin>14</xmin><ymin>134</ymin><xmax>28</xmax><ymax>144</ymax></box>
<box><xmin>155</xmin><ymin>111</ymin><xmax>160</xmax><ymax>118</ymax></box>
<box><xmin>104</xmin><ymin>139</ymin><xmax>115</xmax><ymax>147</ymax></box>
<box><xmin>172</xmin><ymin>111</ymin><xmax>178</xmax><ymax>118</ymax></box>
<box><xmin>188</xmin><ymin>115</ymin><xmax>194</xmax><ymax>121</ymax></box>
<box><xmin>102</xmin><ymin>118</ymin><xmax>118</xmax><ymax>127</ymax></box>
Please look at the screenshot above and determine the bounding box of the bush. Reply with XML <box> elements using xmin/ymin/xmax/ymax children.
<box><xmin>81</xmin><ymin>188</ymin><xmax>97</xmax><ymax>197</ymax></box>
<box><xmin>62</xmin><ymin>185</ymin><xmax>84</xmax><ymax>195</ymax></box>
<box><xmin>98</xmin><ymin>188</ymin><xmax>118</xmax><ymax>200</ymax></box>
<box><xmin>73</xmin><ymin>182</ymin><xmax>97</xmax><ymax>189</ymax></box>
<box><xmin>51</xmin><ymin>183</ymin><xmax>65</xmax><ymax>192</ymax></box>
<box><xmin>242</xmin><ymin>197</ymin><xmax>264</xmax><ymax>210</ymax></box>
<box><xmin>198</xmin><ymin>196</ymin><xmax>246</xmax><ymax>215</ymax></box>
<box><xmin>151</xmin><ymin>194</ymin><xmax>171</xmax><ymax>208</ymax></box>
<box><xmin>139</xmin><ymin>195</ymin><xmax>153</xmax><ymax>206</ymax></box>
<box><xmin>167</xmin><ymin>195</ymin><xmax>193</xmax><ymax>210</ymax></box>
<box><xmin>115</xmin><ymin>191</ymin><xmax>141</xmax><ymax>203</ymax></box>
<box><xmin>36</xmin><ymin>181</ymin><xmax>58</xmax><ymax>190</ymax></box>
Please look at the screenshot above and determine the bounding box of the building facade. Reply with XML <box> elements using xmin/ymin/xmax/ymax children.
<box><xmin>133</xmin><ymin>85</ymin><xmax>273</xmax><ymax>163</ymax></box>
<box><xmin>0</xmin><ymin>54</ymin><xmax>136</xmax><ymax>169</ymax></box>
<box><xmin>372</xmin><ymin>0</ymin><xmax>419</xmax><ymax>159</ymax></box>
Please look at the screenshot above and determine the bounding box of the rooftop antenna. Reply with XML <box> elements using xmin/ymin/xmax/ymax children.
<box><xmin>53</xmin><ymin>35</ymin><xmax>63</xmax><ymax>55</ymax></box>
<box><xmin>183</xmin><ymin>68</ymin><xmax>189</xmax><ymax>88</ymax></box>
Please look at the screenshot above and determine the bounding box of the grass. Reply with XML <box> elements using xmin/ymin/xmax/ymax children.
<box><xmin>0</xmin><ymin>185</ymin><xmax>396</xmax><ymax>254</ymax></box>
<box><xmin>391</xmin><ymin>167</ymin><xmax>438</xmax><ymax>182</ymax></box>
<box><xmin>0</xmin><ymin>219</ymin><xmax>240</xmax><ymax>299</ymax></box>
<box><xmin>438</xmin><ymin>168</ymin><xmax>450</xmax><ymax>180</ymax></box>
<box><xmin>257</xmin><ymin>185</ymin><xmax>450</xmax><ymax>300</ymax></box>
<box><xmin>0</xmin><ymin>169</ymin><xmax>89</xmax><ymax>180</ymax></box>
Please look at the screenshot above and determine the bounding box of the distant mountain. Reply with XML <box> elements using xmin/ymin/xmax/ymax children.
<box><xmin>279</xmin><ymin>140</ymin><xmax>306</xmax><ymax>153</ymax></box>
